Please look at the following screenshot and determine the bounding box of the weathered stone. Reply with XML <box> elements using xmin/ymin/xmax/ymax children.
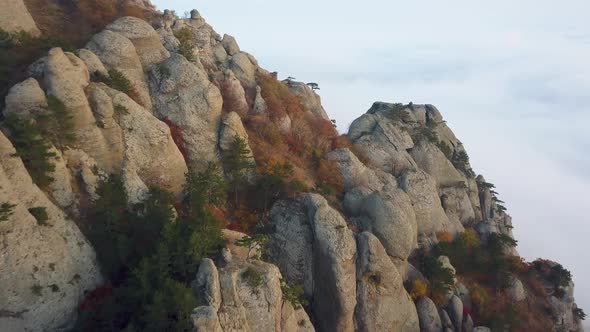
<box><xmin>416</xmin><ymin>297</ymin><xmax>443</xmax><ymax>332</ymax></box>
<box><xmin>222</xmin><ymin>229</ymin><xmax>261</xmax><ymax>261</ymax></box>
<box><xmin>222</xmin><ymin>34</ymin><xmax>240</xmax><ymax>56</ymax></box>
<box><xmin>446</xmin><ymin>295</ymin><xmax>464</xmax><ymax>332</ymax></box>
<box><xmin>193</xmin><ymin>258</ymin><xmax>222</xmax><ymax>309</ymax></box>
<box><xmin>252</xmin><ymin>85</ymin><xmax>267</xmax><ymax>115</ymax></box>
<box><xmin>284</xmin><ymin>81</ymin><xmax>330</xmax><ymax>120</ymax></box>
<box><xmin>229</xmin><ymin>52</ymin><xmax>258</xmax><ymax>89</ymax></box>
<box><xmin>356</xmin><ymin>232</ymin><xmax>420</xmax><ymax>332</ymax></box>
<box><xmin>86</xmin><ymin>30</ymin><xmax>152</xmax><ymax>109</ymax></box>
<box><xmin>106</xmin><ymin>16</ymin><xmax>170</xmax><ymax>67</ymax></box>
<box><xmin>77</xmin><ymin>49</ymin><xmax>108</xmax><ymax>78</ymax></box>
<box><xmin>410</xmin><ymin>140</ymin><xmax>465</xmax><ymax>187</ymax></box>
<box><xmin>4</xmin><ymin>78</ymin><xmax>47</xmax><ymax>118</ymax></box>
<box><xmin>0</xmin><ymin>132</ymin><xmax>102</xmax><ymax>332</ymax></box>
<box><xmin>0</xmin><ymin>0</ymin><xmax>40</xmax><ymax>36</ymax></box>
<box><xmin>508</xmin><ymin>275</ymin><xmax>526</xmax><ymax>302</ymax></box>
<box><xmin>192</xmin><ymin>306</ymin><xmax>223</xmax><ymax>332</ymax></box>
<box><xmin>148</xmin><ymin>53</ymin><xmax>222</xmax><ymax>171</ymax></box>
<box><xmin>267</xmin><ymin>194</ymin><xmax>356</xmax><ymax>332</ymax></box>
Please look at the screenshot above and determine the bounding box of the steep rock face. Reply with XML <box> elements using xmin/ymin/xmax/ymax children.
<box><xmin>416</xmin><ymin>297</ymin><xmax>443</xmax><ymax>332</ymax></box>
<box><xmin>267</xmin><ymin>194</ymin><xmax>357</xmax><ymax>332</ymax></box>
<box><xmin>0</xmin><ymin>132</ymin><xmax>102</xmax><ymax>332</ymax></box>
<box><xmin>100</xmin><ymin>85</ymin><xmax>188</xmax><ymax>202</ymax></box>
<box><xmin>191</xmin><ymin>258</ymin><xmax>314</xmax><ymax>332</ymax></box>
<box><xmin>106</xmin><ymin>16</ymin><xmax>170</xmax><ymax>68</ymax></box>
<box><xmin>284</xmin><ymin>81</ymin><xmax>330</xmax><ymax>120</ymax></box>
<box><xmin>86</xmin><ymin>30</ymin><xmax>152</xmax><ymax>109</ymax></box>
<box><xmin>0</xmin><ymin>0</ymin><xmax>40</xmax><ymax>36</ymax></box>
<box><xmin>327</xmin><ymin>148</ymin><xmax>418</xmax><ymax>261</ymax></box>
<box><xmin>148</xmin><ymin>53</ymin><xmax>223</xmax><ymax>171</ymax></box>
<box><xmin>355</xmin><ymin>232</ymin><xmax>419</xmax><ymax>332</ymax></box>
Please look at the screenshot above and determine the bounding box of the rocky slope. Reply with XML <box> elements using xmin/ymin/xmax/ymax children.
<box><xmin>0</xmin><ymin>3</ymin><xmax>585</xmax><ymax>332</ymax></box>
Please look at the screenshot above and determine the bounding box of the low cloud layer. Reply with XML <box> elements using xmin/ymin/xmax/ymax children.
<box><xmin>156</xmin><ymin>0</ymin><xmax>590</xmax><ymax>316</ymax></box>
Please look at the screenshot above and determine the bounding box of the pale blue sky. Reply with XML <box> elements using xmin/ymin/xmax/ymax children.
<box><xmin>154</xmin><ymin>0</ymin><xmax>590</xmax><ymax>315</ymax></box>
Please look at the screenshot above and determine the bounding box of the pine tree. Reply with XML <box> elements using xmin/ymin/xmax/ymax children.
<box><xmin>37</xmin><ymin>95</ymin><xmax>76</xmax><ymax>150</ymax></box>
<box><xmin>223</xmin><ymin>136</ymin><xmax>254</xmax><ymax>205</ymax></box>
<box><xmin>0</xmin><ymin>202</ymin><xmax>16</xmax><ymax>223</ymax></box>
<box><xmin>4</xmin><ymin>113</ymin><xmax>57</xmax><ymax>188</ymax></box>
<box><xmin>185</xmin><ymin>161</ymin><xmax>226</xmax><ymax>214</ymax></box>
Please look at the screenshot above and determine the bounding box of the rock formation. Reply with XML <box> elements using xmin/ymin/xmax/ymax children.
<box><xmin>0</xmin><ymin>3</ymin><xmax>585</xmax><ymax>332</ymax></box>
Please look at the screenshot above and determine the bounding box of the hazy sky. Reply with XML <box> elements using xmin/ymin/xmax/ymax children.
<box><xmin>155</xmin><ymin>0</ymin><xmax>590</xmax><ymax>316</ymax></box>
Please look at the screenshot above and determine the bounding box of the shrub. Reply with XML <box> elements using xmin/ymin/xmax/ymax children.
<box><xmin>315</xmin><ymin>159</ymin><xmax>344</xmax><ymax>196</ymax></box>
<box><xmin>114</xmin><ymin>104</ymin><xmax>130</xmax><ymax>116</ymax></box>
<box><xmin>28</xmin><ymin>207</ymin><xmax>49</xmax><ymax>226</ymax></box>
<box><xmin>242</xmin><ymin>266</ymin><xmax>264</xmax><ymax>288</ymax></box>
<box><xmin>4</xmin><ymin>114</ymin><xmax>57</xmax><ymax>188</ymax></box>
<box><xmin>574</xmin><ymin>307</ymin><xmax>586</xmax><ymax>321</ymax></box>
<box><xmin>31</xmin><ymin>284</ymin><xmax>43</xmax><ymax>296</ymax></box>
<box><xmin>95</xmin><ymin>69</ymin><xmax>132</xmax><ymax>93</ymax></box>
<box><xmin>184</xmin><ymin>162</ymin><xmax>227</xmax><ymax>215</ymax></box>
<box><xmin>0</xmin><ymin>202</ymin><xmax>16</xmax><ymax>223</ymax></box>
<box><xmin>469</xmin><ymin>283</ymin><xmax>489</xmax><ymax>316</ymax></box>
<box><xmin>162</xmin><ymin>118</ymin><xmax>187</xmax><ymax>160</ymax></box>
<box><xmin>387</xmin><ymin>103</ymin><xmax>412</xmax><ymax>122</ymax></box>
<box><xmin>409</xmin><ymin>279</ymin><xmax>428</xmax><ymax>301</ymax></box>
<box><xmin>459</xmin><ymin>229</ymin><xmax>480</xmax><ymax>248</ymax></box>
<box><xmin>173</xmin><ymin>27</ymin><xmax>195</xmax><ymax>61</ymax></box>
<box><xmin>224</xmin><ymin>136</ymin><xmax>255</xmax><ymax>205</ymax></box>
<box><xmin>436</xmin><ymin>231</ymin><xmax>453</xmax><ymax>243</ymax></box>
<box><xmin>281</xmin><ymin>279</ymin><xmax>308</xmax><ymax>309</ymax></box>
<box><xmin>37</xmin><ymin>95</ymin><xmax>76</xmax><ymax>150</ymax></box>
<box><xmin>235</xmin><ymin>234</ymin><xmax>268</xmax><ymax>260</ymax></box>
<box><xmin>452</xmin><ymin>150</ymin><xmax>475</xmax><ymax>177</ymax></box>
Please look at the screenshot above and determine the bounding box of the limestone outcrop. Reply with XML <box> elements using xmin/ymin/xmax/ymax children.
<box><xmin>0</xmin><ymin>0</ymin><xmax>40</xmax><ymax>36</ymax></box>
<box><xmin>0</xmin><ymin>132</ymin><xmax>102</xmax><ymax>332</ymax></box>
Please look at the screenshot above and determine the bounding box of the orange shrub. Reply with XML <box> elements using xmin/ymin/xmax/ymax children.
<box><xmin>316</xmin><ymin>159</ymin><xmax>344</xmax><ymax>195</ymax></box>
<box><xmin>436</xmin><ymin>231</ymin><xmax>453</xmax><ymax>243</ymax></box>
<box><xmin>409</xmin><ymin>279</ymin><xmax>428</xmax><ymax>301</ymax></box>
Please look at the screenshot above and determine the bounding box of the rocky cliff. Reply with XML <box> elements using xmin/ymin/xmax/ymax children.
<box><xmin>0</xmin><ymin>3</ymin><xmax>585</xmax><ymax>332</ymax></box>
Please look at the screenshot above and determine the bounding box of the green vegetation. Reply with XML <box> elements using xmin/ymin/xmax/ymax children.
<box><xmin>31</xmin><ymin>284</ymin><xmax>43</xmax><ymax>296</ymax></box>
<box><xmin>0</xmin><ymin>202</ymin><xmax>16</xmax><ymax>223</ymax></box>
<box><xmin>4</xmin><ymin>113</ymin><xmax>57</xmax><ymax>187</ymax></box>
<box><xmin>281</xmin><ymin>279</ymin><xmax>308</xmax><ymax>309</ymax></box>
<box><xmin>94</xmin><ymin>69</ymin><xmax>132</xmax><ymax>93</ymax></box>
<box><xmin>114</xmin><ymin>104</ymin><xmax>129</xmax><ymax>116</ymax></box>
<box><xmin>37</xmin><ymin>95</ymin><xmax>76</xmax><ymax>150</ymax></box>
<box><xmin>242</xmin><ymin>266</ymin><xmax>264</xmax><ymax>288</ymax></box>
<box><xmin>413</xmin><ymin>252</ymin><xmax>455</xmax><ymax>304</ymax></box>
<box><xmin>74</xmin><ymin>173</ymin><xmax>225</xmax><ymax>331</ymax></box>
<box><xmin>532</xmin><ymin>261</ymin><xmax>572</xmax><ymax>298</ymax></box>
<box><xmin>28</xmin><ymin>207</ymin><xmax>49</xmax><ymax>226</ymax></box>
<box><xmin>223</xmin><ymin>136</ymin><xmax>255</xmax><ymax>205</ymax></box>
<box><xmin>574</xmin><ymin>308</ymin><xmax>586</xmax><ymax>321</ymax></box>
<box><xmin>235</xmin><ymin>234</ymin><xmax>268</xmax><ymax>260</ymax></box>
<box><xmin>387</xmin><ymin>103</ymin><xmax>412</xmax><ymax>122</ymax></box>
<box><xmin>184</xmin><ymin>162</ymin><xmax>226</xmax><ymax>215</ymax></box>
<box><xmin>173</xmin><ymin>27</ymin><xmax>195</xmax><ymax>61</ymax></box>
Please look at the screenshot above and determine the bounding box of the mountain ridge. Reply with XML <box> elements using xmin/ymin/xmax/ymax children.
<box><xmin>0</xmin><ymin>1</ymin><xmax>585</xmax><ymax>331</ymax></box>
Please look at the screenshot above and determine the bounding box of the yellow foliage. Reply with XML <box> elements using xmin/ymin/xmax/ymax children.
<box><xmin>460</xmin><ymin>228</ymin><xmax>481</xmax><ymax>248</ymax></box>
<box><xmin>469</xmin><ymin>283</ymin><xmax>489</xmax><ymax>315</ymax></box>
<box><xmin>409</xmin><ymin>279</ymin><xmax>428</xmax><ymax>301</ymax></box>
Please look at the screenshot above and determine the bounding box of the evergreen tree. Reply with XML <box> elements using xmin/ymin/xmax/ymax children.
<box><xmin>4</xmin><ymin>113</ymin><xmax>57</xmax><ymax>188</ymax></box>
<box><xmin>37</xmin><ymin>95</ymin><xmax>76</xmax><ymax>150</ymax></box>
<box><xmin>185</xmin><ymin>161</ymin><xmax>226</xmax><ymax>214</ymax></box>
<box><xmin>223</xmin><ymin>136</ymin><xmax>255</xmax><ymax>205</ymax></box>
<box><xmin>0</xmin><ymin>202</ymin><xmax>16</xmax><ymax>223</ymax></box>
